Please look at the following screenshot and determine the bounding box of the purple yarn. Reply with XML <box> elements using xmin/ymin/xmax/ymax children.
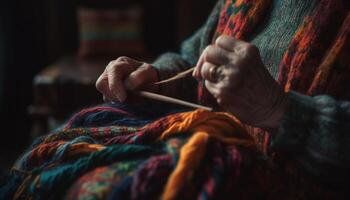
<box><xmin>67</xmin><ymin>101</ymin><xmax>189</xmax><ymax>129</ymax></box>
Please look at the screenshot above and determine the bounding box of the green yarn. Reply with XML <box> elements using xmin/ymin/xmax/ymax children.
<box><xmin>250</xmin><ymin>0</ymin><xmax>317</xmax><ymax>78</ymax></box>
<box><xmin>28</xmin><ymin>145</ymin><xmax>163</xmax><ymax>200</ymax></box>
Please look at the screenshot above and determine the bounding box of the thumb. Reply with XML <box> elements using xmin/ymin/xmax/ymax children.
<box><xmin>124</xmin><ymin>64</ymin><xmax>158</xmax><ymax>90</ymax></box>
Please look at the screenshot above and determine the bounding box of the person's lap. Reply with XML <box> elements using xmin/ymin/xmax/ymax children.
<box><xmin>64</xmin><ymin>99</ymin><xmax>192</xmax><ymax>129</ymax></box>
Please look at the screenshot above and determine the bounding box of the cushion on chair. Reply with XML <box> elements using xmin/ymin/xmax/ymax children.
<box><xmin>77</xmin><ymin>4</ymin><xmax>145</xmax><ymax>60</ymax></box>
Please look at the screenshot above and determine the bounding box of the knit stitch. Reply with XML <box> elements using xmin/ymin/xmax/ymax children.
<box><xmin>1</xmin><ymin>1</ymin><xmax>350</xmax><ymax>199</ymax></box>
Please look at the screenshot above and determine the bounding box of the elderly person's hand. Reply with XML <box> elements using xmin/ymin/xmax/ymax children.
<box><xmin>194</xmin><ymin>35</ymin><xmax>287</xmax><ymax>129</ymax></box>
<box><xmin>96</xmin><ymin>56</ymin><xmax>158</xmax><ymax>102</ymax></box>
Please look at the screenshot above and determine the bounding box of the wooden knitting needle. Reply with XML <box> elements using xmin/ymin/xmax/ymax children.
<box><xmin>131</xmin><ymin>90</ymin><xmax>213</xmax><ymax>111</ymax></box>
<box><xmin>127</xmin><ymin>67</ymin><xmax>212</xmax><ymax>111</ymax></box>
<box><xmin>153</xmin><ymin>67</ymin><xmax>195</xmax><ymax>85</ymax></box>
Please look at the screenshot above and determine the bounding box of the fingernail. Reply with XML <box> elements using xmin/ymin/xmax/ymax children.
<box><xmin>193</xmin><ymin>68</ymin><xmax>201</xmax><ymax>81</ymax></box>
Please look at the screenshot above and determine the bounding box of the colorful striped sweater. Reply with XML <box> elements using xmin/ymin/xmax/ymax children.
<box><xmin>153</xmin><ymin>0</ymin><xmax>350</xmax><ymax>183</ymax></box>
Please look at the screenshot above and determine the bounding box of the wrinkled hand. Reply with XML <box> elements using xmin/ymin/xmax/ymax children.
<box><xmin>194</xmin><ymin>35</ymin><xmax>287</xmax><ymax>129</ymax></box>
<box><xmin>96</xmin><ymin>56</ymin><xmax>158</xmax><ymax>102</ymax></box>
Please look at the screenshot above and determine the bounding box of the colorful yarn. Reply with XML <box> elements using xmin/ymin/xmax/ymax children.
<box><xmin>210</xmin><ymin>0</ymin><xmax>350</xmax><ymax>154</ymax></box>
<box><xmin>64</xmin><ymin>101</ymin><xmax>188</xmax><ymax>131</ymax></box>
<box><xmin>161</xmin><ymin>132</ymin><xmax>209</xmax><ymax>200</ymax></box>
<box><xmin>151</xmin><ymin>109</ymin><xmax>255</xmax><ymax>199</ymax></box>
<box><xmin>3</xmin><ymin>109</ymin><xmax>255</xmax><ymax>200</ymax></box>
<box><xmin>130</xmin><ymin>155</ymin><xmax>175</xmax><ymax>200</ymax></box>
<box><xmin>2</xmin><ymin>1</ymin><xmax>350</xmax><ymax>199</ymax></box>
<box><xmin>215</xmin><ymin>0</ymin><xmax>350</xmax><ymax>97</ymax></box>
<box><xmin>215</xmin><ymin>0</ymin><xmax>272</xmax><ymax>40</ymax></box>
<box><xmin>24</xmin><ymin>145</ymin><xmax>158</xmax><ymax>200</ymax></box>
<box><xmin>198</xmin><ymin>0</ymin><xmax>272</xmax><ymax>110</ymax></box>
<box><xmin>278</xmin><ymin>0</ymin><xmax>349</xmax><ymax>95</ymax></box>
<box><xmin>65</xmin><ymin>160</ymin><xmax>144</xmax><ymax>200</ymax></box>
<box><xmin>308</xmin><ymin>11</ymin><xmax>350</xmax><ymax>96</ymax></box>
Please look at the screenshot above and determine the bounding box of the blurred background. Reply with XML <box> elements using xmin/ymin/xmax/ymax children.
<box><xmin>0</xmin><ymin>0</ymin><xmax>216</xmax><ymax>169</ymax></box>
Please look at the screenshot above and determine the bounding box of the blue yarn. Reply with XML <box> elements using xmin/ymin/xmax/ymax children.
<box><xmin>28</xmin><ymin>144</ymin><xmax>162</xmax><ymax>200</ymax></box>
<box><xmin>53</xmin><ymin>136</ymin><xmax>98</xmax><ymax>162</ymax></box>
<box><xmin>75</xmin><ymin>108</ymin><xmax>152</xmax><ymax>128</ymax></box>
<box><xmin>68</xmin><ymin>101</ymin><xmax>189</xmax><ymax>128</ymax></box>
<box><xmin>17</xmin><ymin>136</ymin><xmax>97</xmax><ymax>170</ymax></box>
<box><xmin>107</xmin><ymin>176</ymin><xmax>133</xmax><ymax>200</ymax></box>
<box><xmin>6</xmin><ymin>101</ymin><xmax>190</xmax><ymax>199</ymax></box>
<box><xmin>0</xmin><ymin>170</ymin><xmax>25</xmax><ymax>200</ymax></box>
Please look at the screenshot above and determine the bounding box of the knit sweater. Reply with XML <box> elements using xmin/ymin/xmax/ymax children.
<box><xmin>153</xmin><ymin>0</ymin><xmax>350</xmax><ymax>184</ymax></box>
<box><xmin>250</xmin><ymin>0</ymin><xmax>317</xmax><ymax>78</ymax></box>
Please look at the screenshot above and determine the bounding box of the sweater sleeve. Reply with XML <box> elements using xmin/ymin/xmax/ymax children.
<box><xmin>271</xmin><ymin>91</ymin><xmax>350</xmax><ymax>185</ymax></box>
<box><xmin>152</xmin><ymin>0</ymin><xmax>223</xmax><ymax>100</ymax></box>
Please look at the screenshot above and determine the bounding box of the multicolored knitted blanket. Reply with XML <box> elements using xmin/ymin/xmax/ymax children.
<box><xmin>1</xmin><ymin>101</ymin><xmax>348</xmax><ymax>200</ymax></box>
<box><xmin>1</xmin><ymin>0</ymin><xmax>350</xmax><ymax>199</ymax></box>
<box><xmin>1</xmin><ymin>102</ymin><xmax>260</xmax><ymax>200</ymax></box>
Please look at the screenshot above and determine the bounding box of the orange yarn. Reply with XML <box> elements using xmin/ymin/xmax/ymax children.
<box><xmin>158</xmin><ymin>109</ymin><xmax>255</xmax><ymax>200</ymax></box>
<box><xmin>65</xmin><ymin>143</ymin><xmax>105</xmax><ymax>159</ymax></box>
<box><xmin>161</xmin><ymin>132</ymin><xmax>209</xmax><ymax>200</ymax></box>
<box><xmin>156</xmin><ymin>109</ymin><xmax>252</xmax><ymax>144</ymax></box>
<box><xmin>221</xmin><ymin>0</ymin><xmax>272</xmax><ymax>39</ymax></box>
<box><xmin>309</xmin><ymin>11</ymin><xmax>350</xmax><ymax>94</ymax></box>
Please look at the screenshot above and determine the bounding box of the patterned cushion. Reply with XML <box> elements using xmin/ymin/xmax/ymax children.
<box><xmin>77</xmin><ymin>5</ymin><xmax>145</xmax><ymax>59</ymax></box>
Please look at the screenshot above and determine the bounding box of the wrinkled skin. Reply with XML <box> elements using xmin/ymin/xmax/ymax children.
<box><xmin>193</xmin><ymin>35</ymin><xmax>287</xmax><ymax>129</ymax></box>
<box><xmin>96</xmin><ymin>35</ymin><xmax>287</xmax><ymax>129</ymax></box>
<box><xmin>96</xmin><ymin>56</ymin><xmax>158</xmax><ymax>102</ymax></box>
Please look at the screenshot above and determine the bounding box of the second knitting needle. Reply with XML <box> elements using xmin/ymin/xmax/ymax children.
<box><xmin>132</xmin><ymin>90</ymin><xmax>213</xmax><ymax>111</ymax></box>
<box><xmin>153</xmin><ymin>67</ymin><xmax>195</xmax><ymax>85</ymax></box>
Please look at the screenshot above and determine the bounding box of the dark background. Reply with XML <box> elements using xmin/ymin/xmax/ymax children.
<box><xmin>0</xmin><ymin>0</ymin><xmax>216</xmax><ymax>169</ymax></box>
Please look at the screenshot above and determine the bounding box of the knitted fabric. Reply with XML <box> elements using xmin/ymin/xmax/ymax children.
<box><xmin>202</xmin><ymin>0</ymin><xmax>350</xmax><ymax>153</ymax></box>
<box><xmin>3</xmin><ymin>109</ymin><xmax>255</xmax><ymax>200</ymax></box>
<box><xmin>250</xmin><ymin>0</ymin><xmax>317</xmax><ymax>78</ymax></box>
<box><xmin>2</xmin><ymin>1</ymin><xmax>350</xmax><ymax>199</ymax></box>
<box><xmin>4</xmin><ymin>105</ymin><xmax>345</xmax><ymax>199</ymax></box>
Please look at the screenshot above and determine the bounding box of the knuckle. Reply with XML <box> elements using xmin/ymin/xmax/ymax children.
<box><xmin>107</xmin><ymin>61</ymin><xmax>116</xmax><ymax>69</ymax></box>
<box><xmin>140</xmin><ymin>63</ymin><xmax>153</xmax><ymax>71</ymax></box>
<box><xmin>108</xmin><ymin>62</ymin><xmax>124</xmax><ymax>72</ymax></box>
<box><xmin>106</xmin><ymin>64</ymin><xmax>116</xmax><ymax>72</ymax></box>
<box><xmin>204</xmin><ymin>45</ymin><xmax>215</xmax><ymax>53</ymax></box>
<box><xmin>203</xmin><ymin>45</ymin><xmax>216</xmax><ymax>60</ymax></box>
<box><xmin>95</xmin><ymin>80</ymin><xmax>104</xmax><ymax>92</ymax></box>
<box><xmin>216</xmin><ymin>35</ymin><xmax>226</xmax><ymax>42</ymax></box>
<box><xmin>216</xmin><ymin>35</ymin><xmax>231</xmax><ymax>45</ymax></box>
<box><xmin>116</xmin><ymin>56</ymin><xmax>130</xmax><ymax>62</ymax></box>
<box><xmin>107</xmin><ymin>61</ymin><xmax>117</xmax><ymax>70</ymax></box>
